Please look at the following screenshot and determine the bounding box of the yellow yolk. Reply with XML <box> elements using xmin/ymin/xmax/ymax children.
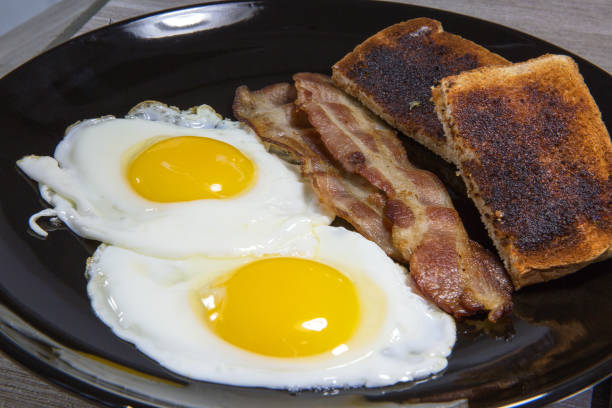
<box><xmin>194</xmin><ymin>258</ymin><xmax>360</xmax><ymax>358</ymax></box>
<box><xmin>128</xmin><ymin>136</ymin><xmax>255</xmax><ymax>202</ymax></box>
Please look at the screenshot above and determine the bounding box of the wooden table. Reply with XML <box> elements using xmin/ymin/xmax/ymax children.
<box><xmin>0</xmin><ymin>1</ymin><xmax>610</xmax><ymax>407</ymax></box>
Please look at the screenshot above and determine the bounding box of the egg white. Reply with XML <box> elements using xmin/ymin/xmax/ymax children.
<box><xmin>17</xmin><ymin>102</ymin><xmax>332</xmax><ymax>258</ymax></box>
<box><xmin>87</xmin><ymin>225</ymin><xmax>455</xmax><ymax>389</ymax></box>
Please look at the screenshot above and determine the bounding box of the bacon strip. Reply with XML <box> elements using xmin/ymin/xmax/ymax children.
<box><xmin>232</xmin><ymin>83</ymin><xmax>400</xmax><ymax>259</ymax></box>
<box><xmin>294</xmin><ymin>73</ymin><xmax>512</xmax><ymax>321</ymax></box>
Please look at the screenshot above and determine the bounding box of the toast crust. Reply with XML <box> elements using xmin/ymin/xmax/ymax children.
<box><xmin>333</xmin><ymin>17</ymin><xmax>509</xmax><ymax>163</ymax></box>
<box><xmin>433</xmin><ymin>54</ymin><xmax>612</xmax><ymax>288</ymax></box>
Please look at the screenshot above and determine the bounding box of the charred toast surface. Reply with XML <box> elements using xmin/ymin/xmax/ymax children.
<box><xmin>333</xmin><ymin>17</ymin><xmax>510</xmax><ymax>162</ymax></box>
<box><xmin>432</xmin><ymin>54</ymin><xmax>612</xmax><ymax>288</ymax></box>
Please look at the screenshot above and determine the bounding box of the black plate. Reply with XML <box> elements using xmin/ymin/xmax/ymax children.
<box><xmin>0</xmin><ymin>1</ymin><xmax>610</xmax><ymax>407</ymax></box>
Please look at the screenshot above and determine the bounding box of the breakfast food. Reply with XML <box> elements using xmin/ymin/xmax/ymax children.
<box><xmin>18</xmin><ymin>100</ymin><xmax>457</xmax><ymax>389</ymax></box>
<box><xmin>12</xmin><ymin>12</ymin><xmax>612</xmax><ymax>398</ymax></box>
<box><xmin>17</xmin><ymin>101</ymin><xmax>332</xmax><ymax>258</ymax></box>
<box><xmin>432</xmin><ymin>54</ymin><xmax>612</xmax><ymax>288</ymax></box>
<box><xmin>233</xmin><ymin>82</ymin><xmax>400</xmax><ymax>259</ymax></box>
<box><xmin>88</xmin><ymin>226</ymin><xmax>455</xmax><ymax>389</ymax></box>
<box><xmin>332</xmin><ymin>17</ymin><xmax>510</xmax><ymax>163</ymax></box>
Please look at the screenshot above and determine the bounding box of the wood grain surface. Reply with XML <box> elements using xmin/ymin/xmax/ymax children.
<box><xmin>1</xmin><ymin>0</ymin><xmax>610</xmax><ymax>407</ymax></box>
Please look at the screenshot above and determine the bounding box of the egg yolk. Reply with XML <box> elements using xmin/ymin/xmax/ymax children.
<box><xmin>128</xmin><ymin>136</ymin><xmax>255</xmax><ymax>202</ymax></box>
<box><xmin>195</xmin><ymin>257</ymin><xmax>360</xmax><ymax>358</ymax></box>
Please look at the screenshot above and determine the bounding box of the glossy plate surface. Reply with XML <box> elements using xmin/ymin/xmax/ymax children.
<box><xmin>0</xmin><ymin>1</ymin><xmax>610</xmax><ymax>407</ymax></box>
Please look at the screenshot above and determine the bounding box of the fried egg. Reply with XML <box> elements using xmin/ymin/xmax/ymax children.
<box><xmin>87</xmin><ymin>225</ymin><xmax>455</xmax><ymax>389</ymax></box>
<box><xmin>17</xmin><ymin>102</ymin><xmax>332</xmax><ymax>258</ymax></box>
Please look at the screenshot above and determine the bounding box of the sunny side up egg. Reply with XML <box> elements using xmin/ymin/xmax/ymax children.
<box><xmin>17</xmin><ymin>100</ymin><xmax>456</xmax><ymax>390</ymax></box>
<box><xmin>17</xmin><ymin>102</ymin><xmax>332</xmax><ymax>258</ymax></box>
<box><xmin>87</xmin><ymin>225</ymin><xmax>456</xmax><ymax>389</ymax></box>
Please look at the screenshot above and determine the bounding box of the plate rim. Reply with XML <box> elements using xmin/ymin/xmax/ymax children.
<box><xmin>3</xmin><ymin>0</ymin><xmax>611</xmax><ymax>81</ymax></box>
<box><xmin>0</xmin><ymin>0</ymin><xmax>610</xmax><ymax>407</ymax></box>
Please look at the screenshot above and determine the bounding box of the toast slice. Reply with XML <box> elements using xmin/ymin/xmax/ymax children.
<box><xmin>332</xmin><ymin>17</ymin><xmax>510</xmax><ymax>163</ymax></box>
<box><xmin>432</xmin><ymin>54</ymin><xmax>612</xmax><ymax>289</ymax></box>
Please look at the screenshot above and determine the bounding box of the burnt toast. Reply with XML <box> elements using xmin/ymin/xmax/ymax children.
<box><xmin>332</xmin><ymin>17</ymin><xmax>510</xmax><ymax>163</ymax></box>
<box><xmin>432</xmin><ymin>54</ymin><xmax>612</xmax><ymax>288</ymax></box>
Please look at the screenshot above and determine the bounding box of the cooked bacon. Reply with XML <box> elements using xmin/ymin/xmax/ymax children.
<box><xmin>232</xmin><ymin>83</ymin><xmax>400</xmax><ymax>259</ymax></box>
<box><xmin>294</xmin><ymin>73</ymin><xmax>512</xmax><ymax>321</ymax></box>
